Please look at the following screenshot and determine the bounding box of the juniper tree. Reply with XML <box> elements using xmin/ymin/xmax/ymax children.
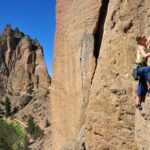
<box><xmin>4</xmin><ymin>97</ymin><xmax>11</xmax><ymax>117</ymax></box>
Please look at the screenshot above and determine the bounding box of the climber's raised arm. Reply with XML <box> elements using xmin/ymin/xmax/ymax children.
<box><xmin>140</xmin><ymin>46</ymin><xmax>150</xmax><ymax>58</ymax></box>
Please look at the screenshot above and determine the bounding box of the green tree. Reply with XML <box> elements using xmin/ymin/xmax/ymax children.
<box><xmin>0</xmin><ymin>137</ymin><xmax>12</xmax><ymax>150</ymax></box>
<box><xmin>4</xmin><ymin>98</ymin><xmax>11</xmax><ymax>117</ymax></box>
<box><xmin>26</xmin><ymin>115</ymin><xmax>43</xmax><ymax>140</ymax></box>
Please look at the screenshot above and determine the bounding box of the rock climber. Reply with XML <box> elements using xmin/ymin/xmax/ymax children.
<box><xmin>135</xmin><ymin>35</ymin><xmax>150</xmax><ymax>110</ymax></box>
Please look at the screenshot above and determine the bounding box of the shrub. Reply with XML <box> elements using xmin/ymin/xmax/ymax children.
<box><xmin>26</xmin><ymin>115</ymin><xmax>43</xmax><ymax>140</ymax></box>
<box><xmin>0</xmin><ymin>119</ymin><xmax>27</xmax><ymax>150</ymax></box>
<box><xmin>4</xmin><ymin>98</ymin><xmax>11</xmax><ymax>117</ymax></box>
<box><xmin>0</xmin><ymin>136</ymin><xmax>12</xmax><ymax>150</ymax></box>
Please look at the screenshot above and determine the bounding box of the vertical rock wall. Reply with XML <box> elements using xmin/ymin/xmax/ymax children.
<box><xmin>52</xmin><ymin>0</ymin><xmax>150</xmax><ymax>149</ymax></box>
<box><xmin>51</xmin><ymin>0</ymin><xmax>101</xmax><ymax>149</ymax></box>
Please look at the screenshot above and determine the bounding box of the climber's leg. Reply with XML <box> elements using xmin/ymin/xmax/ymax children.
<box><xmin>136</xmin><ymin>76</ymin><xmax>147</xmax><ymax>110</ymax></box>
<box><xmin>147</xmin><ymin>79</ymin><xmax>150</xmax><ymax>93</ymax></box>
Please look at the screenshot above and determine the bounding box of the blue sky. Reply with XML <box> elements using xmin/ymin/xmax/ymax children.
<box><xmin>0</xmin><ymin>0</ymin><xmax>56</xmax><ymax>75</ymax></box>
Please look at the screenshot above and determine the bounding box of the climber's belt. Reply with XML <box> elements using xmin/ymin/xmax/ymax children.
<box><xmin>135</xmin><ymin>62</ymin><xmax>147</xmax><ymax>68</ymax></box>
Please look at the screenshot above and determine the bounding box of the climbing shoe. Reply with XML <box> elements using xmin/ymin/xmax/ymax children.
<box><xmin>135</xmin><ymin>104</ymin><xmax>142</xmax><ymax>110</ymax></box>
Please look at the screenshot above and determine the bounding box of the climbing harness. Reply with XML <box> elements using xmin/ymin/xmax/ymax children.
<box><xmin>132</xmin><ymin>62</ymin><xmax>147</xmax><ymax>81</ymax></box>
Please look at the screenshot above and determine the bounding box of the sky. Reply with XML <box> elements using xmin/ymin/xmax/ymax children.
<box><xmin>0</xmin><ymin>0</ymin><xmax>56</xmax><ymax>75</ymax></box>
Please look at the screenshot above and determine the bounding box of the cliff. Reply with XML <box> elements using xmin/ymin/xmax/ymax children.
<box><xmin>0</xmin><ymin>24</ymin><xmax>51</xmax><ymax>150</ymax></box>
<box><xmin>51</xmin><ymin>0</ymin><xmax>150</xmax><ymax>149</ymax></box>
<box><xmin>0</xmin><ymin>24</ymin><xmax>50</xmax><ymax>92</ymax></box>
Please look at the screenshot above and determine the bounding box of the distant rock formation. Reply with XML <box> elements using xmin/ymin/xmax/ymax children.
<box><xmin>0</xmin><ymin>24</ymin><xmax>50</xmax><ymax>94</ymax></box>
<box><xmin>0</xmin><ymin>24</ymin><xmax>51</xmax><ymax>150</ymax></box>
<box><xmin>51</xmin><ymin>0</ymin><xmax>150</xmax><ymax>149</ymax></box>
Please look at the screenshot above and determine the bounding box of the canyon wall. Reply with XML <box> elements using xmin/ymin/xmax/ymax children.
<box><xmin>51</xmin><ymin>0</ymin><xmax>150</xmax><ymax>149</ymax></box>
<box><xmin>0</xmin><ymin>25</ymin><xmax>51</xmax><ymax>150</ymax></box>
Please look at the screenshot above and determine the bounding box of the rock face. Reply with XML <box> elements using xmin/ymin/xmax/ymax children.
<box><xmin>51</xmin><ymin>0</ymin><xmax>150</xmax><ymax>149</ymax></box>
<box><xmin>0</xmin><ymin>24</ymin><xmax>50</xmax><ymax>93</ymax></box>
<box><xmin>0</xmin><ymin>24</ymin><xmax>51</xmax><ymax>149</ymax></box>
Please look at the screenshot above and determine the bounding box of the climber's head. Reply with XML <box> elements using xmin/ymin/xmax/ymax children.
<box><xmin>136</xmin><ymin>36</ymin><xmax>148</xmax><ymax>46</ymax></box>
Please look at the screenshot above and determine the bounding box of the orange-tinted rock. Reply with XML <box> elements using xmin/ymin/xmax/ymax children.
<box><xmin>51</xmin><ymin>0</ymin><xmax>150</xmax><ymax>149</ymax></box>
<box><xmin>0</xmin><ymin>24</ymin><xmax>51</xmax><ymax>150</ymax></box>
<box><xmin>0</xmin><ymin>25</ymin><xmax>50</xmax><ymax>93</ymax></box>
